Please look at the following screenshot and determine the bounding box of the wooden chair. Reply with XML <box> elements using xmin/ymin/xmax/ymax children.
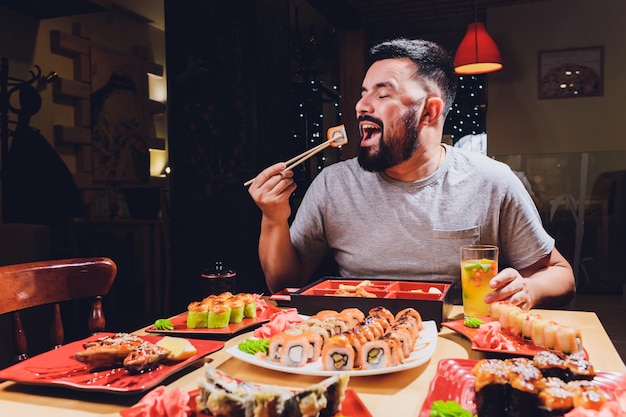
<box><xmin>0</xmin><ymin>257</ymin><xmax>117</xmax><ymax>363</ymax></box>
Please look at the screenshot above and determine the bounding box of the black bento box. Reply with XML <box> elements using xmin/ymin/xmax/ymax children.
<box><xmin>289</xmin><ymin>277</ymin><xmax>454</xmax><ymax>330</ymax></box>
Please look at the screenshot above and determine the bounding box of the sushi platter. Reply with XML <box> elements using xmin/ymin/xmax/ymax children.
<box><xmin>418</xmin><ymin>358</ymin><xmax>626</xmax><ymax>417</ymax></box>
<box><xmin>226</xmin><ymin>320</ymin><xmax>438</xmax><ymax>377</ymax></box>
<box><xmin>289</xmin><ymin>277</ymin><xmax>454</xmax><ymax>329</ymax></box>
<box><xmin>145</xmin><ymin>302</ymin><xmax>281</xmax><ymax>338</ymax></box>
<box><xmin>0</xmin><ymin>334</ymin><xmax>224</xmax><ymax>394</ymax></box>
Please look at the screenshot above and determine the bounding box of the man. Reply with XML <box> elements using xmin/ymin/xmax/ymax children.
<box><xmin>248</xmin><ymin>38</ymin><xmax>575</xmax><ymax>310</ymax></box>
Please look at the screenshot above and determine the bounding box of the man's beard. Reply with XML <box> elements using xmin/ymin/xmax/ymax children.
<box><xmin>358</xmin><ymin>105</ymin><xmax>420</xmax><ymax>172</ymax></box>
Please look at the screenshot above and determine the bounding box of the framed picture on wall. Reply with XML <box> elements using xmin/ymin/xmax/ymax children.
<box><xmin>538</xmin><ymin>46</ymin><xmax>604</xmax><ymax>99</ymax></box>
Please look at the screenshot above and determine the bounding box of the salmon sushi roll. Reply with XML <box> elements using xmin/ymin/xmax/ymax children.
<box><xmin>285</xmin><ymin>328</ymin><xmax>323</xmax><ymax>363</ymax></box>
<box><xmin>395</xmin><ymin>308</ymin><xmax>423</xmax><ymax>331</ymax></box>
<box><xmin>380</xmin><ymin>333</ymin><xmax>405</xmax><ymax>365</ymax></box>
<box><xmin>321</xmin><ymin>334</ymin><xmax>355</xmax><ymax>371</ymax></box>
<box><xmin>387</xmin><ymin>325</ymin><xmax>415</xmax><ymax>357</ymax></box>
<box><xmin>360</xmin><ymin>316</ymin><xmax>385</xmax><ymax>339</ymax></box>
<box><xmin>340</xmin><ymin>307</ymin><xmax>366</xmax><ymax>324</ymax></box>
<box><xmin>268</xmin><ymin>333</ymin><xmax>287</xmax><ymax>362</ymax></box>
<box><xmin>368</xmin><ymin>306</ymin><xmax>395</xmax><ymax>326</ymax></box>
<box><xmin>360</xmin><ymin>339</ymin><xmax>391</xmax><ymax>370</ymax></box>
<box><xmin>279</xmin><ymin>333</ymin><xmax>311</xmax><ymax>367</ymax></box>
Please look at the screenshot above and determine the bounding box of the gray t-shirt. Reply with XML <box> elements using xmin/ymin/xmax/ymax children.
<box><xmin>290</xmin><ymin>145</ymin><xmax>554</xmax><ymax>288</ymax></box>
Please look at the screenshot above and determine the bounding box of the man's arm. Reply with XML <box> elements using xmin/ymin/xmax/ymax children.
<box><xmin>258</xmin><ymin>216</ymin><xmax>319</xmax><ymax>292</ymax></box>
<box><xmin>248</xmin><ymin>162</ymin><xmax>319</xmax><ymax>293</ymax></box>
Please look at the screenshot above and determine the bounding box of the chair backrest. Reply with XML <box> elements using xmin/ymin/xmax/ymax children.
<box><xmin>0</xmin><ymin>257</ymin><xmax>117</xmax><ymax>363</ymax></box>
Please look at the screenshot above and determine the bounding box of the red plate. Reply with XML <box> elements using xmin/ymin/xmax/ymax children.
<box><xmin>0</xmin><ymin>333</ymin><xmax>224</xmax><ymax>394</ymax></box>
<box><xmin>145</xmin><ymin>303</ymin><xmax>281</xmax><ymax>337</ymax></box>
<box><xmin>418</xmin><ymin>358</ymin><xmax>626</xmax><ymax>417</ymax></box>
<box><xmin>442</xmin><ymin>317</ymin><xmax>588</xmax><ymax>358</ymax></box>
<box><xmin>120</xmin><ymin>388</ymin><xmax>371</xmax><ymax>417</ymax></box>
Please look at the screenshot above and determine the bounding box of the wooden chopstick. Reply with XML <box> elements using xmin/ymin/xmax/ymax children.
<box><xmin>243</xmin><ymin>140</ymin><xmax>332</xmax><ymax>187</ymax></box>
<box><xmin>284</xmin><ymin>140</ymin><xmax>332</xmax><ymax>171</ymax></box>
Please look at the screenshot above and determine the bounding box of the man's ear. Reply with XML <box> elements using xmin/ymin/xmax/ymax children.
<box><xmin>419</xmin><ymin>97</ymin><xmax>445</xmax><ymax>126</ymax></box>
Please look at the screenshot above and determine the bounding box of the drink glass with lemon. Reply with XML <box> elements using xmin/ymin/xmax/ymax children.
<box><xmin>460</xmin><ymin>245</ymin><xmax>499</xmax><ymax>318</ymax></box>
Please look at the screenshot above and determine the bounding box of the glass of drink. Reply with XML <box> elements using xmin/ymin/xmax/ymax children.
<box><xmin>460</xmin><ymin>245</ymin><xmax>499</xmax><ymax>318</ymax></box>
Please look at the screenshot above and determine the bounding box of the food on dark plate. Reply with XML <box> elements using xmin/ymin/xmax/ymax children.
<box><xmin>471</xmin><ymin>353</ymin><xmax>608</xmax><ymax>417</ymax></box>
<box><xmin>74</xmin><ymin>333</ymin><xmax>171</xmax><ymax>373</ymax></box>
<box><xmin>197</xmin><ymin>365</ymin><xmax>349</xmax><ymax>417</ymax></box>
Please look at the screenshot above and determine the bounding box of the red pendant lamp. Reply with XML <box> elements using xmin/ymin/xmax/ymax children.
<box><xmin>454</xmin><ymin>21</ymin><xmax>503</xmax><ymax>74</ymax></box>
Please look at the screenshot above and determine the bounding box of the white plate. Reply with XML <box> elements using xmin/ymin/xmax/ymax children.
<box><xmin>226</xmin><ymin>320</ymin><xmax>438</xmax><ymax>377</ymax></box>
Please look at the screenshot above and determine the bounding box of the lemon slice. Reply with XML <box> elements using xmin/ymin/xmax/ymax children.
<box><xmin>156</xmin><ymin>336</ymin><xmax>198</xmax><ymax>361</ymax></box>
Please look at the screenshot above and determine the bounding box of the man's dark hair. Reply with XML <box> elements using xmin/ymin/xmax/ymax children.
<box><xmin>369</xmin><ymin>38</ymin><xmax>458</xmax><ymax>116</ymax></box>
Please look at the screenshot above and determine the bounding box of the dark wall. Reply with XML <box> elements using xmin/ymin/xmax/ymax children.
<box><xmin>164</xmin><ymin>0</ymin><xmax>291</xmax><ymax>312</ymax></box>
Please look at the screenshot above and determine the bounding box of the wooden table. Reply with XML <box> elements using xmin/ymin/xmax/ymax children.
<box><xmin>0</xmin><ymin>306</ymin><xmax>624</xmax><ymax>416</ymax></box>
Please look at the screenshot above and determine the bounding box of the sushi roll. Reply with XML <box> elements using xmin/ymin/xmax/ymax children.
<box><xmin>187</xmin><ymin>301</ymin><xmax>208</xmax><ymax>328</ymax></box>
<box><xmin>533</xmin><ymin>351</ymin><xmax>569</xmax><ymax>380</ymax></box>
<box><xmin>386</xmin><ymin>325</ymin><xmax>415</xmax><ymax>358</ymax></box>
<box><xmin>360</xmin><ymin>316</ymin><xmax>385</xmax><ymax>339</ymax></box>
<box><xmin>228</xmin><ymin>296</ymin><xmax>245</xmax><ymax>324</ymax></box>
<box><xmin>285</xmin><ymin>328</ymin><xmax>323</xmax><ymax>363</ymax></box>
<box><xmin>563</xmin><ymin>352</ymin><xmax>595</xmax><ymax>381</ymax></box>
<box><xmin>568</xmin><ymin>380</ymin><xmax>610</xmax><ymax>411</ymax></box>
<box><xmin>488</xmin><ymin>300</ymin><xmax>509</xmax><ymax>320</ymax></box>
<box><xmin>537</xmin><ymin>377</ymin><xmax>574</xmax><ymax>417</ymax></box>
<box><xmin>554</xmin><ymin>326</ymin><xmax>583</xmax><ymax>355</ymax></box>
<box><xmin>279</xmin><ymin>333</ymin><xmax>311</xmax><ymax>367</ymax></box>
<box><xmin>360</xmin><ymin>339</ymin><xmax>391</xmax><ymax>370</ymax></box>
<box><xmin>471</xmin><ymin>359</ymin><xmax>510</xmax><ymax>417</ymax></box>
<box><xmin>503</xmin><ymin>304</ymin><xmax>524</xmax><ymax>334</ymax></box>
<box><xmin>239</xmin><ymin>293</ymin><xmax>257</xmax><ymax>318</ymax></box>
<box><xmin>531</xmin><ymin>318</ymin><xmax>549</xmax><ymax>348</ymax></box>
<box><xmin>207</xmin><ymin>300</ymin><xmax>231</xmax><ymax>328</ymax></box>
<box><xmin>317</xmin><ymin>372</ymin><xmax>350</xmax><ymax>417</ymax></box>
<box><xmin>395</xmin><ymin>308</ymin><xmax>423</xmax><ymax>332</ymax></box>
<box><xmin>521</xmin><ymin>312</ymin><xmax>542</xmax><ymax>340</ymax></box>
<box><xmin>380</xmin><ymin>333</ymin><xmax>405</xmax><ymax>365</ymax></box>
<box><xmin>340</xmin><ymin>307</ymin><xmax>366</xmax><ymax>324</ymax></box>
<box><xmin>343</xmin><ymin>331</ymin><xmax>365</xmax><ymax>368</ymax></box>
<box><xmin>542</xmin><ymin>321</ymin><xmax>562</xmax><ymax>350</ymax></box>
<box><xmin>321</xmin><ymin>334</ymin><xmax>355</xmax><ymax>371</ymax></box>
<box><xmin>268</xmin><ymin>333</ymin><xmax>286</xmax><ymax>363</ymax></box>
<box><xmin>369</xmin><ymin>306</ymin><xmax>395</xmax><ymax>326</ymax></box>
<box><xmin>312</xmin><ymin>310</ymin><xmax>340</xmax><ymax>321</ymax></box>
<box><xmin>505</xmin><ymin>357</ymin><xmax>542</xmax><ymax>417</ymax></box>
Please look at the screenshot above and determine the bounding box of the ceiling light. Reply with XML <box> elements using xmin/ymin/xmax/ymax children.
<box><xmin>454</xmin><ymin>22</ymin><xmax>503</xmax><ymax>75</ymax></box>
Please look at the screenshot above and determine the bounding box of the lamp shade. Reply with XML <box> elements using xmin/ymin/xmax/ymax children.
<box><xmin>454</xmin><ymin>22</ymin><xmax>502</xmax><ymax>74</ymax></box>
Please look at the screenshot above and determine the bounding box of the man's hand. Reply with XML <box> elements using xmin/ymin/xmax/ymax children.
<box><xmin>248</xmin><ymin>162</ymin><xmax>297</xmax><ymax>223</ymax></box>
<box><xmin>484</xmin><ymin>267</ymin><xmax>535</xmax><ymax>310</ymax></box>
